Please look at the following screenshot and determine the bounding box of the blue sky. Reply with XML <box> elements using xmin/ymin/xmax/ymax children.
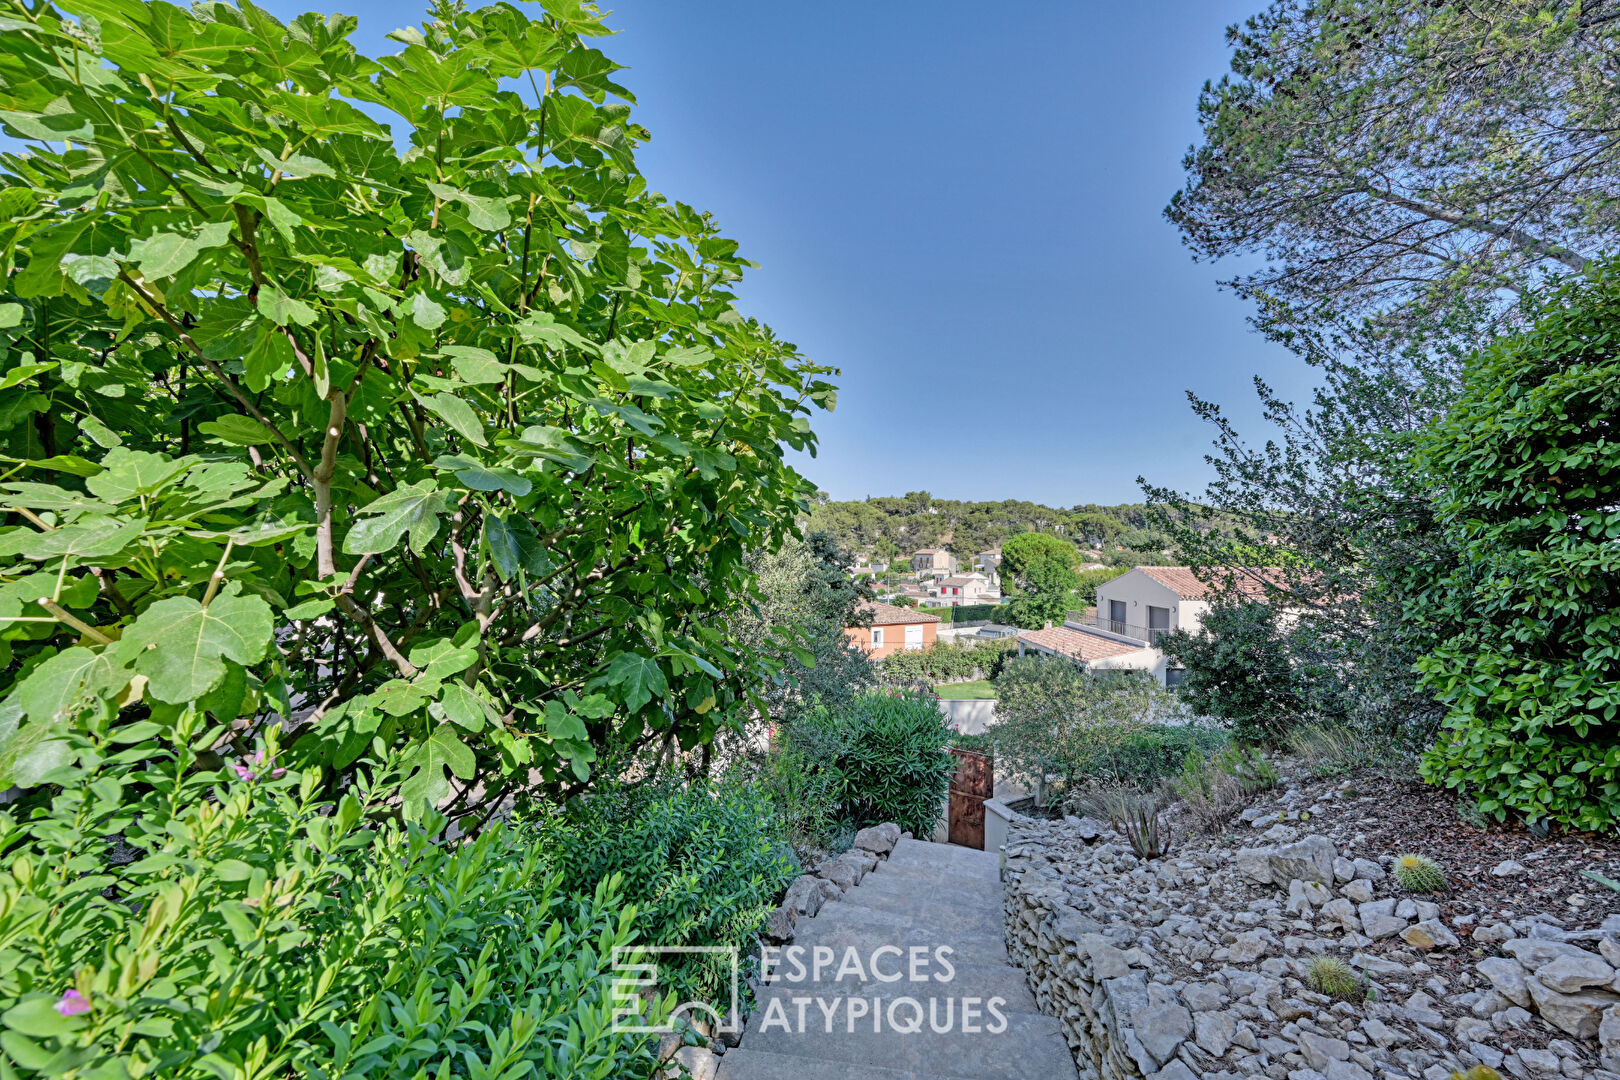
<box><xmin>280</xmin><ymin>2</ymin><xmax>1310</xmax><ymax>505</ymax></box>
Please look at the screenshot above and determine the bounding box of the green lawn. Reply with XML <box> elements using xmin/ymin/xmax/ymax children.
<box><xmin>934</xmin><ymin>680</ymin><xmax>997</xmax><ymax>700</ymax></box>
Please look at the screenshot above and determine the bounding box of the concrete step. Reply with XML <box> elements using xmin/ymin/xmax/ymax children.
<box><xmin>794</xmin><ymin>905</ymin><xmax>1011</xmax><ymax>967</ymax></box>
<box><xmin>789</xmin><ymin>914</ymin><xmax>1010</xmax><ymax>960</ymax></box>
<box><xmin>760</xmin><ymin>953</ymin><xmax>1036</xmax><ymax>1009</ymax></box>
<box><xmin>723</xmin><ymin>835</ymin><xmax>1076</xmax><ymax>1079</ymax></box>
<box><xmin>884</xmin><ymin>839</ymin><xmax>1001</xmax><ymax>883</ymax></box>
<box><xmin>739</xmin><ymin>997</ymin><xmax>1074</xmax><ymax>1079</ymax></box>
<box><xmin>859</xmin><ymin>865</ymin><xmax>1004</xmax><ymax>906</ymax></box>
<box><xmin>832</xmin><ymin>886</ymin><xmax>1005</xmax><ymax>940</ymax></box>
<box><xmin>713</xmin><ymin>1048</ymin><xmax>935</xmax><ymax>1080</ymax></box>
<box><xmin>868</xmin><ymin>857</ymin><xmax>1003</xmax><ymax>891</ymax></box>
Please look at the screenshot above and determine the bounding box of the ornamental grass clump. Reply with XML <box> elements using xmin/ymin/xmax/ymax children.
<box><xmin>1305</xmin><ymin>956</ymin><xmax>1365</xmax><ymax>1002</ymax></box>
<box><xmin>1392</xmin><ymin>853</ymin><xmax>1448</xmax><ymax>894</ymax></box>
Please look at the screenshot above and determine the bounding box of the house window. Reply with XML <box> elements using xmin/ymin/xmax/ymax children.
<box><xmin>871</xmin><ymin>627</ymin><xmax>884</xmax><ymax>648</ymax></box>
<box><xmin>1107</xmin><ymin>599</ymin><xmax>1127</xmax><ymax>634</ymax></box>
<box><xmin>904</xmin><ymin>624</ymin><xmax>924</xmax><ymax>650</ymax></box>
<box><xmin>1166</xmin><ymin>666</ymin><xmax>1186</xmax><ymax>689</ymax></box>
<box><xmin>1147</xmin><ymin>606</ymin><xmax>1170</xmax><ymax>643</ymax></box>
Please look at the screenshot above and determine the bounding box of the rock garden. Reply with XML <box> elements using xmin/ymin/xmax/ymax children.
<box><xmin>1000</xmin><ymin>762</ymin><xmax>1620</xmax><ymax>1080</ymax></box>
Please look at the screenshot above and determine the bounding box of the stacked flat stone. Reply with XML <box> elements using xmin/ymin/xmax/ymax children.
<box><xmin>1000</xmin><ymin>812</ymin><xmax>1618</xmax><ymax>1080</ymax></box>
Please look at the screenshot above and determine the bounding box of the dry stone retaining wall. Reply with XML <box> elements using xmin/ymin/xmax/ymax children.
<box><xmin>1001</xmin><ymin>812</ymin><xmax>1620</xmax><ymax>1080</ymax></box>
<box><xmin>665</xmin><ymin>823</ymin><xmax>906</xmax><ymax>1079</ymax></box>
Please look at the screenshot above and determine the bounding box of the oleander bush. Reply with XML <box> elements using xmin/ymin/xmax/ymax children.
<box><xmin>783</xmin><ymin>689</ymin><xmax>956</xmax><ymax>838</ymax></box>
<box><xmin>0</xmin><ymin>744</ymin><xmax>668</xmax><ymax>1079</ymax></box>
<box><xmin>827</xmin><ymin>690</ymin><xmax>957</xmax><ymax>835</ymax></box>
<box><xmin>532</xmin><ymin>781</ymin><xmax>798</xmax><ymax>1006</ymax></box>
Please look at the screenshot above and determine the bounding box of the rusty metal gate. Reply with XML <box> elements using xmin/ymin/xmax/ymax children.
<box><xmin>947</xmin><ymin>748</ymin><xmax>993</xmax><ymax>849</ymax></box>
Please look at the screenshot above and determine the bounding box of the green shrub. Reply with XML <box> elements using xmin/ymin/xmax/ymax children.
<box><xmin>1158</xmin><ymin>602</ymin><xmax>1350</xmax><ymax>745</ymax></box>
<box><xmin>0</xmin><ymin>748</ymin><xmax>666</xmax><ymax>1079</ymax></box>
<box><xmin>746</xmin><ymin>729</ymin><xmax>852</xmax><ymax>856</ymax></box>
<box><xmin>918</xmin><ymin>602</ymin><xmax>1004</xmax><ymax>624</ymax></box>
<box><xmin>1080</xmin><ymin>723</ymin><xmax>1231</xmax><ymax>787</ymax></box>
<box><xmin>534</xmin><ymin>780</ymin><xmax>797</xmax><ymax>1006</ymax></box>
<box><xmin>876</xmin><ymin>639</ymin><xmax>1016</xmax><ymax>684</ymax></box>
<box><xmin>1174</xmin><ymin>744</ymin><xmax>1275</xmax><ymax>833</ymax></box>
<box><xmin>990</xmin><ymin>654</ymin><xmax>1212</xmax><ymax>801</ymax></box>
<box><xmin>795</xmin><ymin>690</ymin><xmax>957</xmax><ymax>836</ymax></box>
<box><xmin>1410</xmin><ymin>266</ymin><xmax>1620</xmax><ymax>831</ymax></box>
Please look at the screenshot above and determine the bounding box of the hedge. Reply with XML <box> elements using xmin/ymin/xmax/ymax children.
<box><xmin>876</xmin><ymin>638</ymin><xmax>1017</xmax><ymax>684</ymax></box>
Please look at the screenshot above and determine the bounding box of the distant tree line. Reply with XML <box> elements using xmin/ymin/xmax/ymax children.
<box><xmin>803</xmin><ymin>493</ymin><xmax>1207</xmax><ymax>566</ymax></box>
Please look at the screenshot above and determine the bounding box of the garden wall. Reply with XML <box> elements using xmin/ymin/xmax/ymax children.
<box><xmin>938</xmin><ymin>697</ymin><xmax>997</xmax><ymax>734</ymax></box>
<box><xmin>1000</xmin><ymin>811</ymin><xmax>1617</xmax><ymax>1080</ymax></box>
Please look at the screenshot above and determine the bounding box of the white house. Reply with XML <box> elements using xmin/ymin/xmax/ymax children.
<box><xmin>1018</xmin><ymin>566</ymin><xmax>1284</xmax><ymax>686</ymax></box>
<box><xmin>931</xmin><ymin>573</ymin><xmax>998</xmax><ymax>606</ymax></box>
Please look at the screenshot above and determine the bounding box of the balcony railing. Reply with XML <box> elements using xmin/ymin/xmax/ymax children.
<box><xmin>1077</xmin><ymin>614</ymin><xmax>1174</xmax><ymax>645</ymax></box>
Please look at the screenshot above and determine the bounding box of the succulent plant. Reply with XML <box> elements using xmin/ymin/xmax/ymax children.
<box><xmin>1447</xmin><ymin>1068</ymin><xmax>1503</xmax><ymax>1080</ymax></box>
<box><xmin>1392</xmin><ymin>853</ymin><xmax>1448</xmax><ymax>894</ymax></box>
<box><xmin>1305</xmin><ymin>956</ymin><xmax>1364</xmax><ymax>1001</ymax></box>
<box><xmin>1122</xmin><ymin>802</ymin><xmax>1172</xmax><ymax>859</ymax></box>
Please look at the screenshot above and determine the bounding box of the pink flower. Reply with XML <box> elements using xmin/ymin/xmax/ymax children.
<box><xmin>54</xmin><ymin>989</ymin><xmax>90</xmax><ymax>1017</ymax></box>
<box><xmin>270</xmin><ymin>767</ymin><xmax>286</xmax><ymax>779</ymax></box>
<box><xmin>233</xmin><ymin>762</ymin><xmax>256</xmax><ymax>781</ymax></box>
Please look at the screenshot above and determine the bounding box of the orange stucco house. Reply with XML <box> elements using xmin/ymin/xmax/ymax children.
<box><xmin>845</xmin><ymin>600</ymin><xmax>940</xmax><ymax>659</ymax></box>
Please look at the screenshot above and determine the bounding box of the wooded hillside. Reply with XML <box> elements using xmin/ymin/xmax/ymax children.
<box><xmin>804</xmin><ymin>493</ymin><xmax>1171</xmax><ymax>563</ymax></box>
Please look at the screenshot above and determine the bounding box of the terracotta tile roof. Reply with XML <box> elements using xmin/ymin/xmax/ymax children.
<box><xmin>1017</xmin><ymin>625</ymin><xmax>1145</xmax><ymax>662</ymax></box>
<box><xmin>857</xmin><ymin>600</ymin><xmax>942</xmax><ymax>626</ymax></box>
<box><xmin>938</xmin><ymin>575</ymin><xmax>984</xmax><ymax>587</ymax></box>
<box><xmin>1135</xmin><ymin>566</ymin><xmax>1287</xmax><ymax>601</ymax></box>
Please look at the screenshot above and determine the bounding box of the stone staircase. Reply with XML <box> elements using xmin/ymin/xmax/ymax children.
<box><xmin>715</xmin><ymin>838</ymin><xmax>1078</xmax><ymax>1080</ymax></box>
